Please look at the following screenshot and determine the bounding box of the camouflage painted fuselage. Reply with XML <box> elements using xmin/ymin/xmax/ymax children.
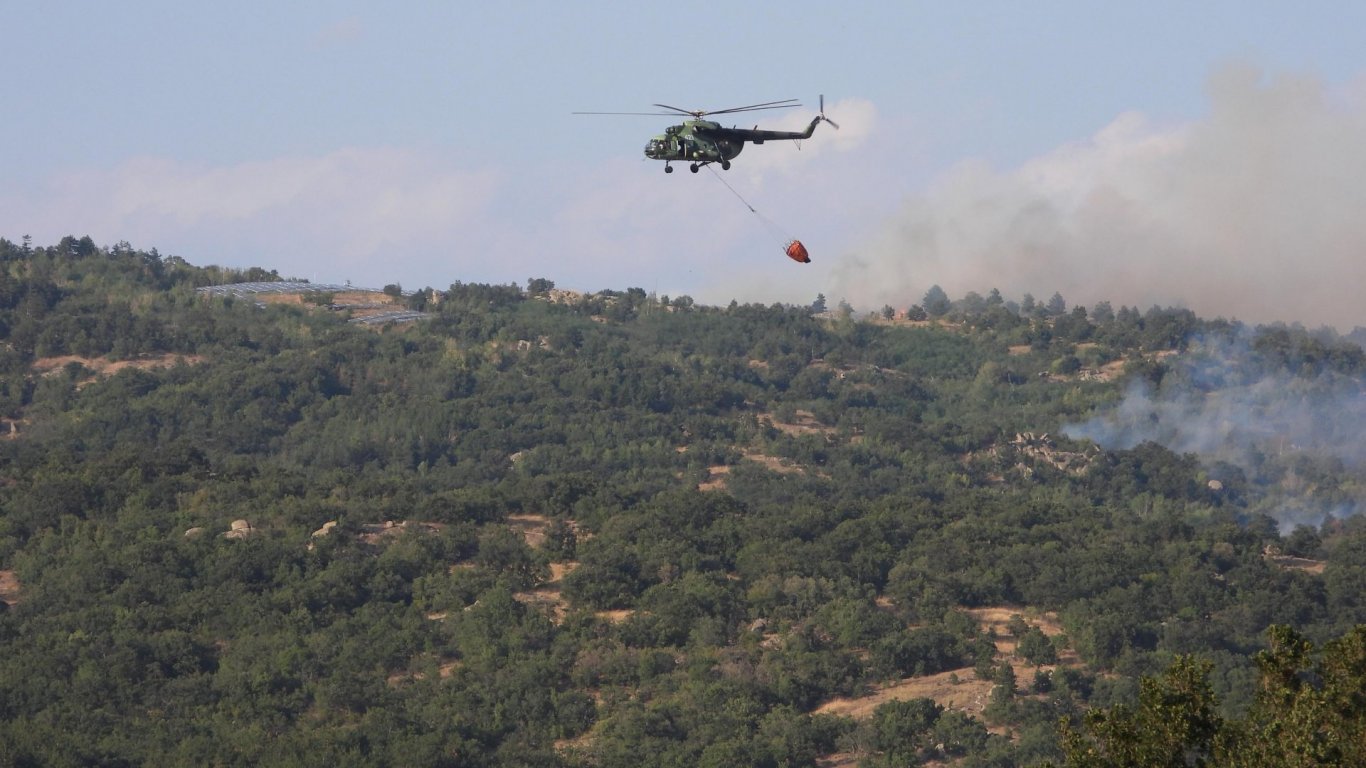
<box><xmin>643</xmin><ymin>116</ymin><xmax>825</xmax><ymax>164</ymax></box>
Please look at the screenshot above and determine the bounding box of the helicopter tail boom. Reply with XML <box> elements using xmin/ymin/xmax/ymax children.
<box><xmin>709</xmin><ymin>95</ymin><xmax>838</xmax><ymax>143</ymax></box>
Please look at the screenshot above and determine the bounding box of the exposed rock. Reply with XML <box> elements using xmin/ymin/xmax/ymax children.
<box><xmin>223</xmin><ymin>519</ymin><xmax>256</xmax><ymax>540</ymax></box>
<box><xmin>357</xmin><ymin>520</ymin><xmax>443</xmax><ymax>546</ymax></box>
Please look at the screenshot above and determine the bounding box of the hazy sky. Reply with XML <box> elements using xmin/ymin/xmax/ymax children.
<box><xmin>5</xmin><ymin>2</ymin><xmax>1365</xmax><ymax>328</ymax></box>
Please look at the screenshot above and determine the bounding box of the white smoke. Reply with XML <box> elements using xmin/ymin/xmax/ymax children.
<box><xmin>836</xmin><ymin>63</ymin><xmax>1366</xmax><ymax>331</ymax></box>
<box><xmin>1064</xmin><ymin>331</ymin><xmax>1366</xmax><ymax>530</ymax></box>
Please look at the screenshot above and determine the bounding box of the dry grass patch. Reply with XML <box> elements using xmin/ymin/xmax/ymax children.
<box><xmin>32</xmin><ymin>353</ymin><xmax>205</xmax><ymax>380</ymax></box>
<box><xmin>357</xmin><ymin>520</ymin><xmax>444</xmax><ymax>546</ymax></box>
<box><xmin>817</xmin><ymin>668</ymin><xmax>995</xmax><ymax>720</ymax></box>
<box><xmin>815</xmin><ymin>606</ymin><xmax>1080</xmax><ymax>723</ymax></box>
<box><xmin>515</xmin><ymin>588</ymin><xmax>569</xmax><ymax>623</ymax></box>
<box><xmin>1093</xmin><ymin>358</ymin><xmax>1128</xmax><ymax>381</ymax></box>
<box><xmin>967</xmin><ymin>606</ymin><xmax>1082</xmax><ymax>686</ymax></box>
<box><xmin>742</xmin><ymin>450</ymin><xmax>807</xmax><ymax>475</ymax></box>
<box><xmin>386</xmin><ymin>657</ymin><xmax>461</xmax><ymax>687</ymax></box>
<box><xmin>255</xmin><ymin>293</ymin><xmax>307</xmax><ymax>306</ymax></box>
<box><xmin>699</xmin><ymin>451</ymin><xmax>814</xmax><ymax>492</ymax></box>
<box><xmin>507</xmin><ymin>514</ymin><xmax>550</xmax><ymax>548</ymax></box>
<box><xmin>759</xmin><ymin>409</ymin><xmax>833</xmax><ymax>437</ymax></box>
<box><xmin>254</xmin><ymin>288</ymin><xmax>410</xmax><ymax>323</ymax></box>
<box><xmin>698</xmin><ymin>464</ymin><xmax>731</xmax><ymax>492</ymax></box>
<box><xmin>1</xmin><ymin>418</ymin><xmax>24</xmax><ymax>440</ymax></box>
<box><xmin>514</xmin><ymin>561</ymin><xmax>577</xmax><ymax>623</ymax></box>
<box><xmin>1264</xmin><ymin>552</ymin><xmax>1326</xmax><ymax>575</ymax></box>
<box><xmin>332</xmin><ymin>290</ymin><xmax>400</xmax><ymax>306</ymax></box>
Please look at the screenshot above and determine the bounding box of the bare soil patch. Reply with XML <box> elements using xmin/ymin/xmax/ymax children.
<box><xmin>0</xmin><ymin>569</ymin><xmax>19</xmax><ymax>606</ymax></box>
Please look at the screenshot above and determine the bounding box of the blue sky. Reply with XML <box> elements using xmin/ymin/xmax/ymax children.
<box><xmin>5</xmin><ymin>2</ymin><xmax>1366</xmax><ymax>328</ymax></box>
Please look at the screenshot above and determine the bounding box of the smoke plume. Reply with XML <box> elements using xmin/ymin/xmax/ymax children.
<box><xmin>1064</xmin><ymin>331</ymin><xmax>1366</xmax><ymax>531</ymax></box>
<box><xmin>836</xmin><ymin>63</ymin><xmax>1366</xmax><ymax>331</ymax></box>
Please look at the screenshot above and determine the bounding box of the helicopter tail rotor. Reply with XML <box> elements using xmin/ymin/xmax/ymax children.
<box><xmin>819</xmin><ymin>94</ymin><xmax>840</xmax><ymax>130</ymax></box>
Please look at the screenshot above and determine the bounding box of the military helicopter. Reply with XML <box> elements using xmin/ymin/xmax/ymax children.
<box><xmin>576</xmin><ymin>96</ymin><xmax>839</xmax><ymax>173</ymax></box>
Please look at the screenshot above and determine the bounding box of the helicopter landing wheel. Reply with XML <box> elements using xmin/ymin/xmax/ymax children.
<box><xmin>721</xmin><ymin>160</ymin><xmax>731</xmax><ymax>170</ymax></box>
<box><xmin>665</xmin><ymin>164</ymin><xmax>673</xmax><ymax>173</ymax></box>
<box><xmin>689</xmin><ymin>163</ymin><xmax>699</xmax><ymax>173</ymax></box>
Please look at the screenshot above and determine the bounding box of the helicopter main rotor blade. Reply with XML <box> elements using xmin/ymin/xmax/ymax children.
<box><xmin>575</xmin><ymin>98</ymin><xmax>805</xmax><ymax>120</ymax></box>
<box><xmin>704</xmin><ymin>99</ymin><xmax>801</xmax><ymax>116</ymax></box>
<box><xmin>651</xmin><ymin>99</ymin><xmax>802</xmax><ymax>119</ymax></box>
<box><xmin>652</xmin><ymin>104</ymin><xmax>702</xmax><ymax>117</ymax></box>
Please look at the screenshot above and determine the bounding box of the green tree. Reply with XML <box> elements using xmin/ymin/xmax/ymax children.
<box><xmin>1046</xmin><ymin>292</ymin><xmax>1068</xmax><ymax>316</ymax></box>
<box><xmin>475</xmin><ymin>525</ymin><xmax>547</xmax><ymax>590</ymax></box>
<box><xmin>872</xmin><ymin>697</ymin><xmax>942</xmax><ymax>762</ymax></box>
<box><xmin>1018</xmin><ymin>626</ymin><xmax>1059</xmax><ymax>666</ymax></box>
<box><xmin>923</xmin><ymin>285</ymin><xmax>951</xmax><ymax>317</ymax></box>
<box><xmin>1056</xmin><ymin>626</ymin><xmax>1366</xmax><ymax>767</ymax></box>
<box><xmin>1057</xmin><ymin>655</ymin><xmax>1220</xmax><ymax>767</ymax></box>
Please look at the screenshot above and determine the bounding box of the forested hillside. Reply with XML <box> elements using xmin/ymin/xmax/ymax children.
<box><xmin>1</xmin><ymin>237</ymin><xmax>1364</xmax><ymax>766</ymax></box>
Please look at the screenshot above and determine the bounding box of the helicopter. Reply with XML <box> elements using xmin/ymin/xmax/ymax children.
<box><xmin>576</xmin><ymin>96</ymin><xmax>839</xmax><ymax>173</ymax></box>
